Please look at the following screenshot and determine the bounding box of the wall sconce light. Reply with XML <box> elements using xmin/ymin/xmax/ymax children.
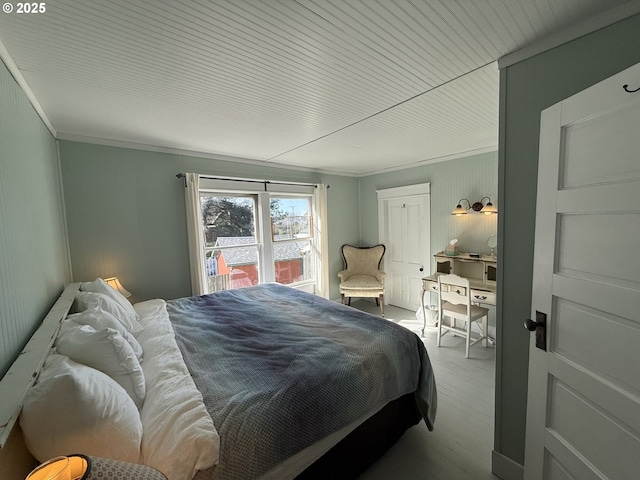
<box><xmin>104</xmin><ymin>276</ymin><xmax>132</xmax><ymax>298</ymax></box>
<box><xmin>479</xmin><ymin>196</ymin><xmax>497</xmax><ymax>215</ymax></box>
<box><xmin>452</xmin><ymin>199</ymin><xmax>471</xmax><ymax>216</ymax></box>
<box><xmin>452</xmin><ymin>197</ymin><xmax>497</xmax><ymax>216</ymax></box>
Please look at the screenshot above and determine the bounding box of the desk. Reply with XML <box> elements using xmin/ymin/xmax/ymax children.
<box><xmin>421</xmin><ymin>252</ymin><xmax>497</xmax><ymax>335</ymax></box>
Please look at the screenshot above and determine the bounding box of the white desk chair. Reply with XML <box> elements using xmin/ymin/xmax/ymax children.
<box><xmin>437</xmin><ymin>274</ymin><xmax>489</xmax><ymax>358</ymax></box>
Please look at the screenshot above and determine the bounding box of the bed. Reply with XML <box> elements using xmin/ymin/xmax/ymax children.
<box><xmin>0</xmin><ymin>281</ymin><xmax>437</xmax><ymax>480</ymax></box>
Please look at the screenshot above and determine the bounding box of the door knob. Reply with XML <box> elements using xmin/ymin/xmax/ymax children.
<box><xmin>524</xmin><ymin>311</ymin><xmax>547</xmax><ymax>351</ymax></box>
<box><xmin>524</xmin><ymin>318</ymin><xmax>542</xmax><ymax>331</ymax></box>
<box><xmin>419</xmin><ymin>266</ymin><xmax>424</xmax><ymax>272</ymax></box>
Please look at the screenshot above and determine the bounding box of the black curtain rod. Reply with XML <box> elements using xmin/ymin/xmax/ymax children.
<box><xmin>176</xmin><ymin>173</ymin><xmax>328</xmax><ymax>189</ymax></box>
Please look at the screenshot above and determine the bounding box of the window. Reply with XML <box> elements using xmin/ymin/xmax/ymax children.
<box><xmin>184</xmin><ymin>175</ymin><xmax>327</xmax><ymax>296</ymax></box>
<box><xmin>270</xmin><ymin>196</ymin><xmax>313</xmax><ymax>285</ymax></box>
<box><xmin>201</xmin><ymin>194</ymin><xmax>259</xmax><ymax>291</ymax></box>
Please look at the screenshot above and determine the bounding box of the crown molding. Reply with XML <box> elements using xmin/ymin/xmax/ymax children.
<box><xmin>56</xmin><ymin>132</ymin><xmax>362</xmax><ymax>177</ymax></box>
<box><xmin>358</xmin><ymin>146</ymin><xmax>498</xmax><ymax>177</ymax></box>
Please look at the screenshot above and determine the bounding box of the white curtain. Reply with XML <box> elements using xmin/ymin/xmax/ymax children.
<box><xmin>184</xmin><ymin>173</ymin><xmax>206</xmax><ymax>295</ymax></box>
<box><xmin>312</xmin><ymin>184</ymin><xmax>330</xmax><ymax>298</ymax></box>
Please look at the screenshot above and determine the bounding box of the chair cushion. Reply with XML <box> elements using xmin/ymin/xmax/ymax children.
<box><xmin>442</xmin><ymin>301</ymin><xmax>489</xmax><ymax>321</ymax></box>
<box><xmin>340</xmin><ymin>275</ymin><xmax>384</xmax><ymax>291</ymax></box>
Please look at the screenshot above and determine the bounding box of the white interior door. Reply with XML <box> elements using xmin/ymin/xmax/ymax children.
<box><xmin>525</xmin><ymin>62</ymin><xmax>640</xmax><ymax>480</ymax></box>
<box><xmin>377</xmin><ymin>184</ymin><xmax>430</xmax><ymax>311</ymax></box>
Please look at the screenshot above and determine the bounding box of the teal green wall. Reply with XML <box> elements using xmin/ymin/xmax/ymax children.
<box><xmin>59</xmin><ymin>141</ymin><xmax>496</xmax><ymax>304</ymax></box>
<box><xmin>496</xmin><ymin>13</ymin><xmax>640</xmax><ymax>467</ymax></box>
<box><xmin>0</xmin><ymin>60</ymin><xmax>70</xmax><ymax>377</ymax></box>
<box><xmin>359</xmin><ymin>152</ymin><xmax>498</xmax><ymax>263</ymax></box>
<box><xmin>59</xmin><ymin>141</ymin><xmax>359</xmax><ymax>301</ymax></box>
<box><xmin>59</xmin><ymin>140</ymin><xmax>496</xmax><ymax>305</ymax></box>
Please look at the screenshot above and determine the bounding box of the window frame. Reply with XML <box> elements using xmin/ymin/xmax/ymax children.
<box><xmin>198</xmin><ymin>178</ymin><xmax>316</xmax><ymax>291</ymax></box>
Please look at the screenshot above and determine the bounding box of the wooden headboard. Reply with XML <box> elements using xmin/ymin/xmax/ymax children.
<box><xmin>0</xmin><ymin>283</ymin><xmax>81</xmax><ymax>479</ymax></box>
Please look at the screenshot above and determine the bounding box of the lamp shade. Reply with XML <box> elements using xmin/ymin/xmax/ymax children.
<box><xmin>103</xmin><ymin>277</ymin><xmax>132</xmax><ymax>298</ymax></box>
<box><xmin>452</xmin><ymin>205</ymin><xmax>467</xmax><ymax>216</ymax></box>
<box><xmin>451</xmin><ymin>199</ymin><xmax>470</xmax><ymax>216</ymax></box>
<box><xmin>25</xmin><ymin>456</ymin><xmax>71</xmax><ymax>480</ymax></box>
<box><xmin>27</xmin><ymin>456</ymin><xmax>167</xmax><ymax>480</ymax></box>
<box><xmin>480</xmin><ymin>201</ymin><xmax>497</xmax><ymax>215</ymax></box>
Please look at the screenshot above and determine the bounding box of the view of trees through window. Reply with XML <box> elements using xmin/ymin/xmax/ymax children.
<box><xmin>200</xmin><ymin>195</ymin><xmax>312</xmax><ymax>292</ymax></box>
<box><xmin>202</xmin><ymin>196</ymin><xmax>256</xmax><ymax>246</ymax></box>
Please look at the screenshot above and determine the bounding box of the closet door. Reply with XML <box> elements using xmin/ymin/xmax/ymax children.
<box><xmin>378</xmin><ymin>184</ymin><xmax>430</xmax><ymax>311</ymax></box>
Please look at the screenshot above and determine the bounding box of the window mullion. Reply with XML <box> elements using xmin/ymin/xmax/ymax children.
<box><xmin>258</xmin><ymin>192</ymin><xmax>275</xmax><ymax>283</ymax></box>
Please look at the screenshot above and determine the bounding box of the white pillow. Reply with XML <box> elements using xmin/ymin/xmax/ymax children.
<box><xmin>81</xmin><ymin>277</ymin><xmax>139</xmax><ymax>320</ymax></box>
<box><xmin>56</xmin><ymin>324</ymin><xmax>146</xmax><ymax>407</ymax></box>
<box><xmin>136</xmin><ymin>299</ymin><xmax>220</xmax><ymax>480</ymax></box>
<box><xmin>76</xmin><ymin>291</ymin><xmax>143</xmax><ymax>335</ymax></box>
<box><xmin>20</xmin><ymin>354</ymin><xmax>143</xmax><ymax>464</ymax></box>
<box><xmin>65</xmin><ymin>308</ymin><xmax>143</xmax><ymax>361</ymax></box>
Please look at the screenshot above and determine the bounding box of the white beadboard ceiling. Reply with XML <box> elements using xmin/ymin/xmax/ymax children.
<box><xmin>0</xmin><ymin>0</ymin><xmax>634</xmax><ymax>175</ymax></box>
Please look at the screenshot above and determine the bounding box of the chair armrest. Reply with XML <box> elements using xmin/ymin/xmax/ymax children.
<box><xmin>338</xmin><ymin>269</ymin><xmax>349</xmax><ymax>281</ymax></box>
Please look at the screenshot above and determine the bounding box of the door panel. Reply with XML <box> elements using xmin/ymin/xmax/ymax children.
<box><xmin>554</xmin><ymin>299</ymin><xmax>640</xmax><ymax>393</ymax></box>
<box><xmin>544</xmin><ymin>454</ymin><xmax>575</xmax><ymax>480</ymax></box>
<box><xmin>389</xmin><ymin>272</ymin><xmax>403</xmax><ymax>307</ymax></box>
<box><xmin>525</xmin><ymin>62</ymin><xmax>640</xmax><ymax>480</ymax></box>
<box><xmin>557</xmin><ymin>213</ymin><xmax>640</xmax><ymax>284</ymax></box>
<box><xmin>407</xmin><ymin>275</ymin><xmax>424</xmax><ymax>308</ymax></box>
<box><xmin>405</xmin><ymin>201</ymin><xmax>428</xmax><ymax>309</ymax></box>
<box><xmin>548</xmin><ymin>378</ymin><xmax>639</xmax><ymax>480</ymax></box>
<box><xmin>406</xmin><ymin>203</ymin><xmax>423</xmax><ymax>264</ymax></box>
<box><xmin>388</xmin><ymin>202</ymin><xmax>403</xmax><ymax>264</ymax></box>
<box><xmin>562</xmin><ymin>103</ymin><xmax>640</xmax><ymax>188</ymax></box>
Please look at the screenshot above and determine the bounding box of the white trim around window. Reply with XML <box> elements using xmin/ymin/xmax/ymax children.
<box><xmin>184</xmin><ymin>174</ymin><xmax>329</xmax><ymax>296</ymax></box>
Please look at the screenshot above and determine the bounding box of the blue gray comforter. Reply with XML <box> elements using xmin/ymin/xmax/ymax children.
<box><xmin>167</xmin><ymin>283</ymin><xmax>437</xmax><ymax>480</ymax></box>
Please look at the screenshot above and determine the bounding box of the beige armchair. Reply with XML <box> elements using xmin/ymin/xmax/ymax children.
<box><xmin>338</xmin><ymin>244</ymin><xmax>386</xmax><ymax>316</ymax></box>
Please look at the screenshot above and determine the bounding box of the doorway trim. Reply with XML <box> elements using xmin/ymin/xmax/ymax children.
<box><xmin>376</xmin><ymin>183</ymin><xmax>431</xmax><ymax>201</ymax></box>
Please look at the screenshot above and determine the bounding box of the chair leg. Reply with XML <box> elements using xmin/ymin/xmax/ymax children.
<box><xmin>437</xmin><ymin>314</ymin><xmax>443</xmax><ymax>347</ymax></box>
<box><xmin>465</xmin><ymin>320</ymin><xmax>471</xmax><ymax>358</ymax></box>
<box><xmin>348</xmin><ymin>297</ymin><xmax>351</xmax><ymax>306</ymax></box>
<box><xmin>483</xmin><ymin>315</ymin><xmax>489</xmax><ymax>347</ymax></box>
<box><xmin>379</xmin><ymin>294</ymin><xmax>384</xmax><ymax>317</ymax></box>
<box><xmin>341</xmin><ymin>294</ymin><xmax>345</xmax><ymax>305</ymax></box>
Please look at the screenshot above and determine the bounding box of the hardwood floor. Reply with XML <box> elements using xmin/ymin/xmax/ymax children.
<box><xmin>350</xmin><ymin>300</ymin><xmax>500</xmax><ymax>480</ymax></box>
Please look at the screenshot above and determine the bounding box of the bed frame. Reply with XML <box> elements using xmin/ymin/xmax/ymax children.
<box><xmin>0</xmin><ymin>283</ymin><xmax>81</xmax><ymax>480</ymax></box>
<box><xmin>295</xmin><ymin>392</ymin><xmax>420</xmax><ymax>479</ymax></box>
<box><xmin>0</xmin><ymin>283</ymin><xmax>422</xmax><ymax>480</ymax></box>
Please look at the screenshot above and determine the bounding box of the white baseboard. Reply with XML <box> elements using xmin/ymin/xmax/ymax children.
<box><xmin>492</xmin><ymin>450</ymin><xmax>524</xmax><ymax>480</ymax></box>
